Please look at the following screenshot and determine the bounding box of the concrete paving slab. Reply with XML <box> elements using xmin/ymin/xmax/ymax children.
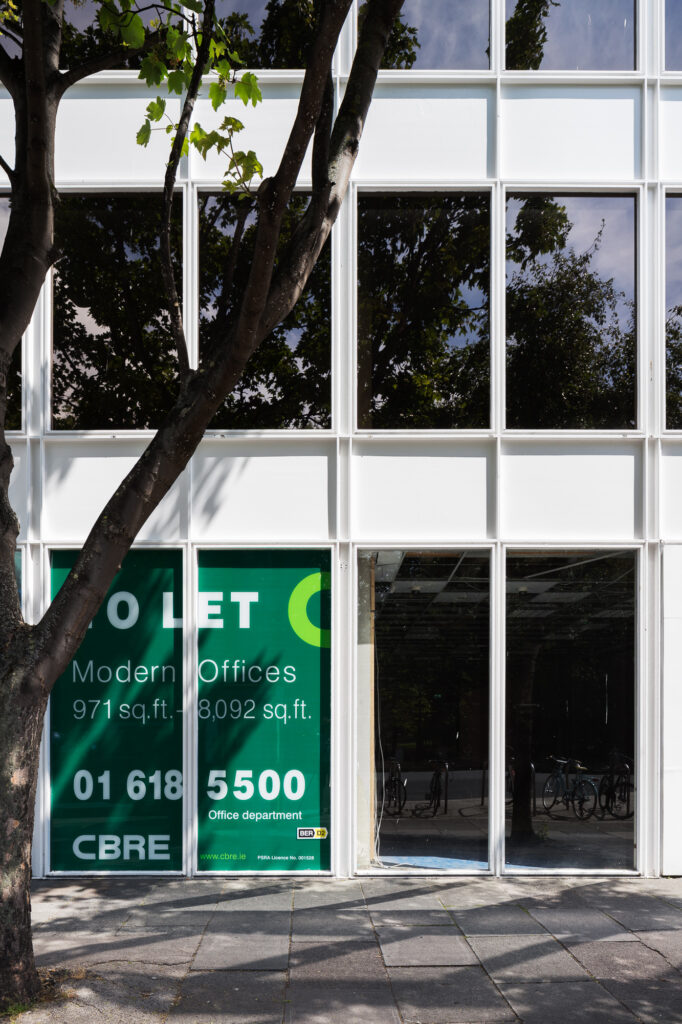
<box><xmin>168</xmin><ymin>970</ymin><xmax>288</xmax><ymax>1023</ymax></box>
<box><xmin>360</xmin><ymin>881</ymin><xmax>449</xmax><ymax>912</ymax></box>
<box><xmin>375</xmin><ymin>925</ymin><xmax>478</xmax><ymax>966</ymax></box>
<box><xmin>33</xmin><ymin>932</ymin><xmax>139</xmax><ymax>968</ymax></box>
<box><xmin>217</xmin><ymin>884</ymin><xmax>294</xmax><ymax>912</ymax></box>
<box><xmin>525</xmin><ymin>905</ymin><xmax>636</xmax><ymax>941</ymax></box>
<box><xmin>291</xmin><ymin>908</ymin><xmax>375</xmax><ymax>942</ymax></box>
<box><xmin>452</xmin><ymin>905</ymin><xmax>547</xmax><ymax>935</ymax></box>
<box><xmin>637</xmin><ymin>928</ymin><xmax>682</xmax><ymax>968</ymax></box>
<box><xmin>468</xmin><ymin>935</ymin><xmax>589</xmax><ymax>981</ymax></box>
<box><xmin>500</xmin><ymin>981</ymin><xmax>638</xmax><ymax>1023</ymax></box>
<box><xmin>569</xmin><ymin>940</ymin><xmax>678</xmax><ymax>980</ymax></box>
<box><xmin>292</xmin><ymin>881</ymin><xmax>366</xmax><ymax>910</ymax></box>
<box><xmin>584</xmin><ymin>895</ymin><xmax>682</xmax><ymax>931</ymax></box>
<box><xmin>599</xmin><ymin>979</ymin><xmax>682</xmax><ymax>1023</ymax></box>
<box><xmin>286</xmin><ymin>940</ymin><xmax>399</xmax><ymax>1024</ymax></box>
<box><xmin>387</xmin><ymin>966</ymin><xmax>514</xmax><ymax>1023</ymax></box>
<box><xmin>193</xmin><ymin>911</ymin><xmax>291</xmax><ymax>970</ymax></box>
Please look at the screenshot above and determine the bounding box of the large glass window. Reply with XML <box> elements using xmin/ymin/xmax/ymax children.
<box><xmin>666</xmin><ymin>0</ymin><xmax>682</xmax><ymax>70</ymax></box>
<box><xmin>505</xmin><ymin>0</ymin><xmax>636</xmax><ymax>71</ymax></box>
<box><xmin>199</xmin><ymin>193</ymin><xmax>331</xmax><ymax>430</ymax></box>
<box><xmin>362</xmin><ymin>0</ymin><xmax>489</xmax><ymax>70</ymax></box>
<box><xmin>357</xmin><ymin>551</ymin><xmax>490</xmax><ymax>871</ymax></box>
<box><xmin>666</xmin><ymin>196</ymin><xmax>682</xmax><ymax>429</ymax></box>
<box><xmin>0</xmin><ymin>197</ymin><xmax>20</xmax><ymax>430</ymax></box>
<box><xmin>505</xmin><ymin>551</ymin><xmax>636</xmax><ymax>871</ymax></box>
<box><xmin>52</xmin><ymin>194</ymin><xmax>182</xmax><ymax>430</ymax></box>
<box><xmin>215</xmin><ymin>0</ymin><xmax>316</xmax><ymax>68</ymax></box>
<box><xmin>357</xmin><ymin>193</ymin><xmax>490</xmax><ymax>430</ymax></box>
<box><xmin>506</xmin><ymin>194</ymin><xmax>637</xmax><ymax>430</ymax></box>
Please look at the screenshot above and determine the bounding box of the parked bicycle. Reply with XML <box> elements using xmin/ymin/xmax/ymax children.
<box><xmin>412</xmin><ymin>759</ymin><xmax>449</xmax><ymax>817</ymax></box>
<box><xmin>598</xmin><ymin>751</ymin><xmax>634</xmax><ymax>820</ymax></box>
<box><xmin>542</xmin><ymin>756</ymin><xmax>598</xmax><ymax>820</ymax></box>
<box><xmin>382</xmin><ymin>758</ymin><xmax>407</xmax><ymax>815</ymax></box>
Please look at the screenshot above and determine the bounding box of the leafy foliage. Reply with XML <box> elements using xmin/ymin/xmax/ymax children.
<box><xmin>505</xmin><ymin>0</ymin><xmax>558</xmax><ymax>70</ymax></box>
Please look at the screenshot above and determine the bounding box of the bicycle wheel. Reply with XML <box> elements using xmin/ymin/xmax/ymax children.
<box><xmin>429</xmin><ymin>772</ymin><xmax>442</xmax><ymax>816</ymax></box>
<box><xmin>542</xmin><ymin>774</ymin><xmax>561</xmax><ymax>814</ymax></box>
<box><xmin>383</xmin><ymin>780</ymin><xmax>404</xmax><ymax>816</ymax></box>
<box><xmin>573</xmin><ymin>778</ymin><xmax>598</xmax><ymax>820</ymax></box>
<box><xmin>610</xmin><ymin>773</ymin><xmax>633</xmax><ymax>819</ymax></box>
<box><xmin>598</xmin><ymin>774</ymin><xmax>612</xmax><ymax>817</ymax></box>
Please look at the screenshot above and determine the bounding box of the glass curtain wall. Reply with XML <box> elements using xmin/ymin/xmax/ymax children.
<box><xmin>357</xmin><ymin>551</ymin><xmax>490</xmax><ymax>871</ymax></box>
<box><xmin>505</xmin><ymin>551</ymin><xmax>636</xmax><ymax>871</ymax></box>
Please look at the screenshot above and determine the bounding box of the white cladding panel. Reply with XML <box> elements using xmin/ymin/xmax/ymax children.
<box><xmin>43</xmin><ymin>443</ymin><xmax>185</xmax><ymax>541</ymax></box>
<box><xmin>55</xmin><ymin>88</ymin><xmax>182</xmax><ymax>184</ymax></box>
<box><xmin>660</xmin><ymin>88</ymin><xmax>682</xmax><ymax>181</ymax></box>
<box><xmin>501</xmin><ymin>444</ymin><xmax>640</xmax><ymax>540</ymax></box>
<box><xmin>662</xmin><ymin>546</ymin><xmax>682</xmax><ymax>875</ymax></box>
<box><xmin>660</xmin><ymin>446</ymin><xmax>682</xmax><ymax>538</ymax></box>
<box><xmin>354</xmin><ymin>87</ymin><xmax>492</xmax><ymax>181</ymax></box>
<box><xmin>500</xmin><ymin>87</ymin><xmax>640</xmax><ymax>181</ymax></box>
<box><xmin>351</xmin><ymin>443</ymin><xmax>490</xmax><ymax>539</ymax></box>
<box><xmin>191</xmin><ymin>442</ymin><xmax>332</xmax><ymax>540</ymax></box>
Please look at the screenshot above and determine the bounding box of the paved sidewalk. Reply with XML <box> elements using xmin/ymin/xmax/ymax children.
<box><xmin>7</xmin><ymin>876</ymin><xmax>682</xmax><ymax>1023</ymax></box>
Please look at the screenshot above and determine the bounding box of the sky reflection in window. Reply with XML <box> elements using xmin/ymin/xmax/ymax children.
<box><xmin>506</xmin><ymin>0</ymin><xmax>635</xmax><ymax>71</ymax></box>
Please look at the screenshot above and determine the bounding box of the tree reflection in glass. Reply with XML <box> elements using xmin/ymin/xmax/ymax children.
<box><xmin>52</xmin><ymin>194</ymin><xmax>182</xmax><ymax>430</ymax></box>
<box><xmin>666</xmin><ymin>197</ymin><xmax>682</xmax><ymax>428</ymax></box>
<box><xmin>357</xmin><ymin>193</ymin><xmax>490</xmax><ymax>430</ymax></box>
<box><xmin>0</xmin><ymin>197</ymin><xmax>20</xmax><ymax>430</ymax></box>
<box><xmin>360</xmin><ymin>0</ymin><xmax>489</xmax><ymax>70</ymax></box>
<box><xmin>214</xmin><ymin>0</ymin><xmax>317</xmax><ymax>68</ymax></box>
<box><xmin>505</xmin><ymin>0</ymin><xmax>635</xmax><ymax>71</ymax></box>
<box><xmin>199</xmin><ymin>193</ymin><xmax>331</xmax><ymax>429</ymax></box>
<box><xmin>505</xmin><ymin>551</ymin><xmax>635</xmax><ymax>871</ymax></box>
<box><xmin>506</xmin><ymin>194</ymin><xmax>636</xmax><ymax>430</ymax></box>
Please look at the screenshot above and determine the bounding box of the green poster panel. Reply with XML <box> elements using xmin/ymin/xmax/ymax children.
<box><xmin>50</xmin><ymin>550</ymin><xmax>184</xmax><ymax>871</ymax></box>
<box><xmin>197</xmin><ymin>550</ymin><xmax>331</xmax><ymax>871</ymax></box>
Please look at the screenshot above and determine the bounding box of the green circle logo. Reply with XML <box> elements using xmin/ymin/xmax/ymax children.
<box><xmin>288</xmin><ymin>572</ymin><xmax>331</xmax><ymax>648</ymax></box>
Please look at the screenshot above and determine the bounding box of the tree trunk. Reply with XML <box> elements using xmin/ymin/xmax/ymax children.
<box><xmin>0</xmin><ymin>659</ymin><xmax>47</xmax><ymax>1007</ymax></box>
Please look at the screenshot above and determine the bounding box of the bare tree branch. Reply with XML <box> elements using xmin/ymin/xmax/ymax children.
<box><xmin>159</xmin><ymin>0</ymin><xmax>216</xmax><ymax>379</ymax></box>
<box><xmin>0</xmin><ymin>152</ymin><xmax>14</xmax><ymax>180</ymax></box>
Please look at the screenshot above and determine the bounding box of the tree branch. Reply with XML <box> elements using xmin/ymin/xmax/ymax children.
<box><xmin>55</xmin><ymin>34</ymin><xmax>161</xmax><ymax>98</ymax></box>
<box><xmin>0</xmin><ymin>152</ymin><xmax>15</xmax><ymax>181</ymax></box>
<box><xmin>260</xmin><ymin>0</ymin><xmax>405</xmax><ymax>337</ymax></box>
<box><xmin>159</xmin><ymin>0</ymin><xmax>216</xmax><ymax>379</ymax></box>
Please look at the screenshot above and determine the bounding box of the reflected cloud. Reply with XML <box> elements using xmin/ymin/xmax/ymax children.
<box><xmin>506</xmin><ymin>0</ymin><xmax>635</xmax><ymax>70</ymax></box>
<box><xmin>401</xmin><ymin>0</ymin><xmax>489</xmax><ymax>70</ymax></box>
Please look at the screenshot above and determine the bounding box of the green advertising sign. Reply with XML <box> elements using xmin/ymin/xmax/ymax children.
<box><xmin>50</xmin><ymin>550</ymin><xmax>184</xmax><ymax>871</ymax></box>
<box><xmin>197</xmin><ymin>550</ymin><xmax>331</xmax><ymax>872</ymax></box>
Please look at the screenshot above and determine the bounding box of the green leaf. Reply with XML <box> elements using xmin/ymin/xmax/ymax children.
<box><xmin>120</xmin><ymin>12</ymin><xmax>145</xmax><ymax>48</ymax></box>
<box><xmin>139</xmin><ymin>53</ymin><xmax>167</xmax><ymax>87</ymax></box>
<box><xmin>183</xmin><ymin>0</ymin><xmax>204</xmax><ymax>11</ymax></box>
<box><xmin>146</xmin><ymin>96</ymin><xmax>166</xmax><ymax>122</ymax></box>
<box><xmin>136</xmin><ymin>120</ymin><xmax>152</xmax><ymax>147</ymax></box>
<box><xmin>220</xmin><ymin>116</ymin><xmax>245</xmax><ymax>134</ymax></box>
<box><xmin>98</xmin><ymin>4</ymin><xmax>119</xmax><ymax>36</ymax></box>
<box><xmin>234</xmin><ymin>71</ymin><xmax>262</xmax><ymax>108</ymax></box>
<box><xmin>167</xmin><ymin>67</ymin><xmax>189</xmax><ymax>94</ymax></box>
<box><xmin>208</xmin><ymin>81</ymin><xmax>227</xmax><ymax>112</ymax></box>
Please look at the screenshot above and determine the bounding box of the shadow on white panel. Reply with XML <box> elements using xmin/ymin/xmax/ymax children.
<box><xmin>191</xmin><ymin>442</ymin><xmax>332</xmax><ymax>540</ymax></box>
<box><xmin>8</xmin><ymin>443</ymin><xmax>27</xmax><ymax>542</ymax></box>
<box><xmin>43</xmin><ymin>443</ymin><xmax>185</xmax><ymax>541</ymax></box>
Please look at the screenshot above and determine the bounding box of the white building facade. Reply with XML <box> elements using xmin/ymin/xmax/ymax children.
<box><xmin>3</xmin><ymin>0</ymin><xmax>682</xmax><ymax>877</ymax></box>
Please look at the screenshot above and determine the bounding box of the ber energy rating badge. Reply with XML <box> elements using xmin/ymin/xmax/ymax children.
<box><xmin>197</xmin><ymin>550</ymin><xmax>331</xmax><ymax>871</ymax></box>
<box><xmin>50</xmin><ymin>550</ymin><xmax>184</xmax><ymax>871</ymax></box>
